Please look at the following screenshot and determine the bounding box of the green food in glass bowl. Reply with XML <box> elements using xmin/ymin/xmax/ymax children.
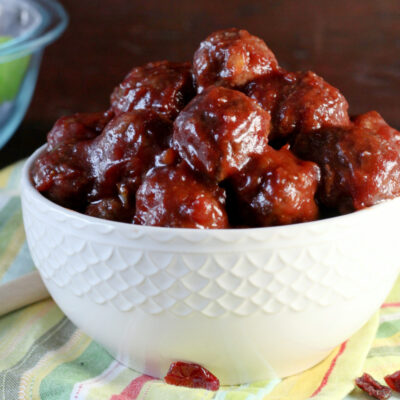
<box><xmin>0</xmin><ymin>0</ymin><xmax>68</xmax><ymax>150</ymax></box>
<box><xmin>0</xmin><ymin>37</ymin><xmax>30</xmax><ymax>103</ymax></box>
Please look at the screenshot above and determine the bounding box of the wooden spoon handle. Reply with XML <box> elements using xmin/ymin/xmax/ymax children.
<box><xmin>0</xmin><ymin>270</ymin><xmax>50</xmax><ymax>316</ymax></box>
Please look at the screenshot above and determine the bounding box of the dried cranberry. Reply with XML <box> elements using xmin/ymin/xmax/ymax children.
<box><xmin>164</xmin><ymin>361</ymin><xmax>220</xmax><ymax>391</ymax></box>
<box><xmin>355</xmin><ymin>373</ymin><xmax>391</xmax><ymax>400</ymax></box>
<box><xmin>384</xmin><ymin>370</ymin><xmax>400</xmax><ymax>392</ymax></box>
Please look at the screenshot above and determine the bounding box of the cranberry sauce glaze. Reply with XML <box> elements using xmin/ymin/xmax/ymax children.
<box><xmin>31</xmin><ymin>28</ymin><xmax>400</xmax><ymax>228</ymax></box>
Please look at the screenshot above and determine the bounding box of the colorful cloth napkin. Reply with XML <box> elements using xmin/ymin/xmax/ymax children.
<box><xmin>0</xmin><ymin>160</ymin><xmax>399</xmax><ymax>400</ymax></box>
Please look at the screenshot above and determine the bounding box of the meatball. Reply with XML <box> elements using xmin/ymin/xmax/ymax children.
<box><xmin>229</xmin><ymin>146</ymin><xmax>320</xmax><ymax>226</ymax></box>
<box><xmin>85</xmin><ymin>197</ymin><xmax>133</xmax><ymax>223</ymax></box>
<box><xmin>33</xmin><ymin>28</ymin><xmax>400</xmax><ymax>229</ymax></box>
<box><xmin>87</xmin><ymin>111</ymin><xmax>172</xmax><ymax>204</ymax></box>
<box><xmin>173</xmin><ymin>86</ymin><xmax>271</xmax><ymax>182</ymax></box>
<box><xmin>292</xmin><ymin>112</ymin><xmax>400</xmax><ymax>213</ymax></box>
<box><xmin>193</xmin><ymin>28</ymin><xmax>279</xmax><ymax>92</ymax></box>
<box><xmin>111</xmin><ymin>61</ymin><xmax>195</xmax><ymax>120</ymax></box>
<box><xmin>134</xmin><ymin>163</ymin><xmax>229</xmax><ymax>228</ymax></box>
<box><xmin>245</xmin><ymin>72</ymin><xmax>295</xmax><ymax>117</ymax></box>
<box><xmin>353</xmin><ymin>110</ymin><xmax>400</xmax><ymax>145</ymax></box>
<box><xmin>47</xmin><ymin>111</ymin><xmax>113</xmax><ymax>150</ymax></box>
<box><xmin>246</xmin><ymin>71</ymin><xmax>350</xmax><ymax>142</ymax></box>
<box><xmin>31</xmin><ymin>142</ymin><xmax>91</xmax><ymax>210</ymax></box>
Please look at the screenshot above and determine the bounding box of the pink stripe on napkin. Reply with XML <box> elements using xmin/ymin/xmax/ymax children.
<box><xmin>110</xmin><ymin>374</ymin><xmax>155</xmax><ymax>400</ymax></box>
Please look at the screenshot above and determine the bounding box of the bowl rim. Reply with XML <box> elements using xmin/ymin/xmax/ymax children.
<box><xmin>0</xmin><ymin>0</ymin><xmax>68</xmax><ymax>61</ymax></box>
<box><xmin>22</xmin><ymin>144</ymin><xmax>400</xmax><ymax>234</ymax></box>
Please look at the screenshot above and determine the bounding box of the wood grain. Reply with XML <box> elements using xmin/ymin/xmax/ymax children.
<box><xmin>1</xmin><ymin>0</ymin><xmax>399</xmax><ymax>167</ymax></box>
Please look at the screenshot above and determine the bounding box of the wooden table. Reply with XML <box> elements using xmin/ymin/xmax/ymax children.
<box><xmin>1</xmin><ymin>0</ymin><xmax>400</xmax><ymax>168</ymax></box>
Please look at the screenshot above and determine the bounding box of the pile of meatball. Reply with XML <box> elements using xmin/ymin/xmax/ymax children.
<box><xmin>31</xmin><ymin>28</ymin><xmax>400</xmax><ymax>229</ymax></box>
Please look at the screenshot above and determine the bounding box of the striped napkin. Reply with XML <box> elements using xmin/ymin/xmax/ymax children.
<box><xmin>0</xmin><ymin>160</ymin><xmax>399</xmax><ymax>400</ymax></box>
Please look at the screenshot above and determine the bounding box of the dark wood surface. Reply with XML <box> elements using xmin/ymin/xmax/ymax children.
<box><xmin>2</xmin><ymin>0</ymin><xmax>400</xmax><ymax>168</ymax></box>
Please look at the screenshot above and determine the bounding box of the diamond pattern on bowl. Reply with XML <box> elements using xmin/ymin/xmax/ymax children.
<box><xmin>165</xmin><ymin>256</ymin><xmax>189</xmax><ymax>278</ymax></box>
<box><xmin>120</xmin><ymin>286</ymin><xmax>146</xmax><ymax>306</ymax></box>
<box><xmin>263</xmin><ymin>298</ymin><xmax>283</xmax><ymax>314</ymax></box>
<box><xmin>202</xmin><ymin>301</ymin><xmax>226</xmax><ymax>317</ymax></box>
<box><xmin>167</xmin><ymin>281</ymin><xmax>191</xmax><ymax>300</ymax></box>
<box><xmin>141</xmin><ymin>298</ymin><xmax>163</xmax><ymax>314</ymax></box>
<box><xmin>249</xmin><ymin>269</ymin><xmax>274</xmax><ymax>288</ymax></box>
<box><xmin>171</xmin><ymin>301</ymin><xmax>192</xmax><ymax>316</ymax></box>
<box><xmin>148</xmin><ymin>270</ymin><xmax>174</xmax><ymax>291</ymax></box>
<box><xmin>234</xmin><ymin>280</ymin><xmax>259</xmax><ymax>298</ymax></box>
<box><xmin>199</xmin><ymin>281</ymin><xmax>226</xmax><ymax>300</ymax></box>
<box><xmin>107</xmin><ymin>272</ymin><xmax>129</xmax><ymax>292</ymax></box>
<box><xmin>181</xmin><ymin>271</ymin><xmax>209</xmax><ymax>292</ymax></box>
<box><xmin>184</xmin><ymin>293</ymin><xmax>210</xmax><ymax>311</ymax></box>
<box><xmin>153</xmin><ymin>292</ymin><xmax>176</xmax><ymax>309</ymax></box>
<box><xmin>22</xmin><ymin>184</ymin><xmax>400</xmax><ymax>318</ymax></box>
<box><xmin>234</xmin><ymin>300</ymin><xmax>259</xmax><ymax>316</ymax></box>
<box><xmin>231</xmin><ymin>257</ymin><xmax>257</xmax><ymax>278</ymax></box>
<box><xmin>217</xmin><ymin>272</ymin><xmax>242</xmax><ymax>292</ymax></box>
<box><xmin>218</xmin><ymin>292</ymin><xmax>245</xmax><ymax>312</ymax></box>
<box><xmin>119</xmin><ymin>265</ymin><xmax>145</xmax><ymax>287</ymax></box>
<box><xmin>137</xmin><ymin>278</ymin><xmax>160</xmax><ymax>297</ymax></box>
<box><xmin>111</xmin><ymin>293</ymin><xmax>134</xmax><ymax>312</ymax></box>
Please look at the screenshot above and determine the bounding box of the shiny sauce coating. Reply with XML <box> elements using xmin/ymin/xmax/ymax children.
<box><xmin>292</xmin><ymin>111</ymin><xmax>400</xmax><ymax>213</ymax></box>
<box><xmin>173</xmin><ymin>86</ymin><xmax>271</xmax><ymax>182</ymax></box>
<box><xmin>31</xmin><ymin>28</ymin><xmax>400</xmax><ymax>228</ymax></box>
<box><xmin>193</xmin><ymin>28</ymin><xmax>279</xmax><ymax>92</ymax></box>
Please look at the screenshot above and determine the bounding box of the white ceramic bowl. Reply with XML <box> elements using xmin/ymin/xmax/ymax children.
<box><xmin>21</xmin><ymin>145</ymin><xmax>400</xmax><ymax>385</ymax></box>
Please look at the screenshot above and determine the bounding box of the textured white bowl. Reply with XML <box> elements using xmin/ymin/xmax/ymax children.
<box><xmin>21</xmin><ymin>145</ymin><xmax>400</xmax><ymax>385</ymax></box>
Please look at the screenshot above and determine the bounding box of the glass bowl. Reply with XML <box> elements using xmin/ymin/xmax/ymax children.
<box><xmin>0</xmin><ymin>0</ymin><xmax>68</xmax><ymax>149</ymax></box>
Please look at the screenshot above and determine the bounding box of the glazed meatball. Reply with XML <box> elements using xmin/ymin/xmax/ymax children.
<box><xmin>246</xmin><ymin>71</ymin><xmax>350</xmax><ymax>142</ymax></box>
<box><xmin>134</xmin><ymin>163</ymin><xmax>229</xmax><ymax>228</ymax></box>
<box><xmin>87</xmin><ymin>111</ymin><xmax>172</xmax><ymax>203</ymax></box>
<box><xmin>111</xmin><ymin>61</ymin><xmax>195</xmax><ymax>120</ymax></box>
<box><xmin>229</xmin><ymin>146</ymin><xmax>320</xmax><ymax>226</ymax></box>
<box><xmin>193</xmin><ymin>28</ymin><xmax>279</xmax><ymax>93</ymax></box>
<box><xmin>292</xmin><ymin>112</ymin><xmax>400</xmax><ymax>213</ymax></box>
<box><xmin>245</xmin><ymin>72</ymin><xmax>295</xmax><ymax>117</ymax></box>
<box><xmin>31</xmin><ymin>142</ymin><xmax>91</xmax><ymax>210</ymax></box>
<box><xmin>47</xmin><ymin>111</ymin><xmax>113</xmax><ymax>150</ymax></box>
<box><xmin>32</xmin><ymin>28</ymin><xmax>400</xmax><ymax>229</ymax></box>
<box><xmin>86</xmin><ymin>197</ymin><xmax>133</xmax><ymax>222</ymax></box>
<box><xmin>353</xmin><ymin>110</ymin><xmax>400</xmax><ymax>145</ymax></box>
<box><xmin>173</xmin><ymin>86</ymin><xmax>271</xmax><ymax>182</ymax></box>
